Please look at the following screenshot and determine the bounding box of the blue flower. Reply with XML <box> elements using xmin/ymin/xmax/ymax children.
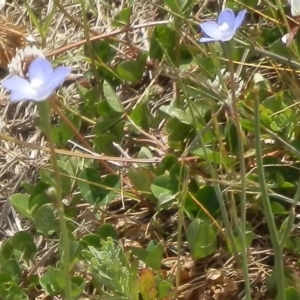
<box><xmin>2</xmin><ymin>58</ymin><xmax>71</xmax><ymax>102</ymax></box>
<box><xmin>199</xmin><ymin>8</ymin><xmax>246</xmax><ymax>43</ymax></box>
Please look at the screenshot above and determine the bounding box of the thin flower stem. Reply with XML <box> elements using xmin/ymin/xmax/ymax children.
<box><xmin>280</xmin><ymin>177</ymin><xmax>300</xmax><ymax>248</ymax></box>
<box><xmin>173</xmin><ymin>16</ymin><xmax>181</xmax><ymax>108</ymax></box>
<box><xmin>176</xmin><ymin>170</ymin><xmax>189</xmax><ymax>297</ymax></box>
<box><xmin>37</xmin><ymin>100</ymin><xmax>71</xmax><ymax>300</ymax></box>
<box><xmin>253</xmin><ymin>86</ymin><xmax>285</xmax><ymax>300</ymax></box>
<box><xmin>223</xmin><ymin>41</ymin><xmax>251</xmax><ymax>300</ymax></box>
<box><xmin>186</xmin><ymin>99</ymin><xmax>241</xmax><ymax>265</ymax></box>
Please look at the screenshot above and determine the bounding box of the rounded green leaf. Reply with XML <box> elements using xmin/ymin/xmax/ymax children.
<box><xmin>79</xmin><ymin>168</ymin><xmax>120</xmax><ymax>206</ymax></box>
<box><xmin>11</xmin><ymin>232</ymin><xmax>37</xmax><ymax>262</ymax></box>
<box><xmin>186</xmin><ymin>219</ymin><xmax>217</xmax><ymax>259</ymax></box>
<box><xmin>284</xmin><ymin>287</ymin><xmax>300</xmax><ymax>300</ymax></box>
<box><xmin>97</xmin><ymin>224</ymin><xmax>118</xmax><ymax>240</ymax></box>
<box><xmin>39</xmin><ymin>164</ymin><xmax>72</xmax><ymax>195</ymax></box>
<box><xmin>10</xmin><ymin>194</ymin><xmax>32</xmax><ymax>220</ymax></box>
<box><xmin>103</xmin><ymin>81</ymin><xmax>124</xmax><ymax>113</ymax></box>
<box><xmin>33</xmin><ymin>204</ymin><xmax>58</xmax><ymax>236</ymax></box>
<box><xmin>1</xmin><ymin>259</ymin><xmax>22</xmax><ymax>282</ymax></box>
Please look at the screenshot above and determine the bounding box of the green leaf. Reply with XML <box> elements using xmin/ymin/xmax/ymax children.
<box><xmin>181</xmin><ymin>0</ymin><xmax>198</xmax><ymax>12</ymax></box>
<box><xmin>165</xmin><ymin>0</ymin><xmax>197</xmax><ymax>14</ymax></box>
<box><xmin>81</xmin><ymin>234</ymin><xmax>101</xmax><ymax>248</ymax></box>
<box><xmin>39</xmin><ymin>267</ymin><xmax>64</xmax><ymax>296</ymax></box>
<box><xmin>84</xmin><ymin>40</ymin><xmax>116</xmax><ymax>63</ymax></box>
<box><xmin>0</xmin><ymin>272</ymin><xmax>12</xmax><ymax>283</ymax></box>
<box><xmin>155</xmin><ymin>155</ymin><xmax>178</xmax><ymax>176</ymax></box>
<box><xmin>284</xmin><ymin>287</ymin><xmax>300</xmax><ymax>300</ymax></box>
<box><xmin>1</xmin><ymin>259</ymin><xmax>22</xmax><ymax>282</ymax></box>
<box><xmin>103</xmin><ymin>81</ymin><xmax>124</xmax><ymax>113</ymax></box>
<box><xmin>112</xmin><ymin>7</ymin><xmax>132</xmax><ymax>27</ymax></box>
<box><xmin>71</xmin><ymin>276</ymin><xmax>86</xmax><ymax>298</ymax></box>
<box><xmin>164</xmin><ymin>0</ymin><xmax>181</xmax><ymax>14</ymax></box>
<box><xmin>78</xmin><ymin>168</ymin><xmax>120</xmax><ymax>205</ymax></box>
<box><xmin>230</xmin><ymin>223</ymin><xmax>254</xmax><ymax>253</ymax></box>
<box><xmin>130</xmin><ymin>102</ymin><xmax>151</xmax><ymax>131</ymax></box>
<box><xmin>132</xmin><ymin>241</ymin><xmax>163</xmax><ymax>270</ymax></box>
<box><xmin>50</xmin><ymin>112</ymin><xmax>81</xmax><ymax>147</ymax></box>
<box><xmin>145</xmin><ymin>242</ymin><xmax>164</xmax><ymax>270</ymax></box>
<box><xmin>149</xmin><ymin>25</ymin><xmax>176</xmax><ymax>61</ymax></box>
<box><xmin>93</xmin><ymin>134</ymin><xmax>120</xmax><ymax>156</ymax></box>
<box><xmin>94</xmin><ymin>112</ymin><xmax>123</xmax><ymax>135</ymax></box>
<box><xmin>185</xmin><ymin>186</ymin><xmax>220</xmax><ymax>218</ymax></box>
<box><xmin>11</xmin><ymin>232</ymin><xmax>37</xmax><ymax>262</ymax></box>
<box><xmin>78</xmin><ymin>168</ymin><xmax>102</xmax><ymax>205</ymax></box>
<box><xmin>117</xmin><ymin>54</ymin><xmax>146</xmax><ymax>83</ymax></box>
<box><xmin>39</xmin><ymin>164</ymin><xmax>72</xmax><ymax>195</ymax></box>
<box><xmin>160</xmin><ymin>106</ymin><xmax>192</xmax><ymax>124</ymax></box>
<box><xmin>190</xmin><ymin>146</ymin><xmax>235</xmax><ymax>165</ymax></box>
<box><xmin>78</xmin><ymin>86</ymin><xmax>100</xmax><ymax>118</ymax></box>
<box><xmin>157</xmin><ymin>280</ymin><xmax>174</xmax><ymax>299</ymax></box>
<box><xmin>0</xmin><ymin>241</ymin><xmax>14</xmax><ymax>261</ymax></box>
<box><xmin>0</xmin><ymin>281</ymin><xmax>28</xmax><ymax>300</ymax></box>
<box><xmin>100</xmin><ymin>175</ymin><xmax>121</xmax><ymax>205</ymax></box>
<box><xmin>33</xmin><ymin>204</ymin><xmax>57</xmax><ymax>236</ymax></box>
<box><xmin>97</xmin><ymin>224</ymin><xmax>118</xmax><ymax>241</ymax></box>
<box><xmin>128</xmin><ymin>168</ymin><xmax>156</xmax><ymax>203</ymax></box>
<box><xmin>10</xmin><ymin>194</ymin><xmax>32</xmax><ymax>220</ymax></box>
<box><xmin>28</xmin><ymin>191</ymin><xmax>52</xmax><ymax>216</ymax></box>
<box><xmin>150</xmin><ymin>175</ymin><xmax>178</xmax><ymax>206</ymax></box>
<box><xmin>165</xmin><ymin>118</ymin><xmax>191</xmax><ymax>143</ymax></box>
<box><xmin>186</xmin><ymin>219</ymin><xmax>217</xmax><ymax>259</ymax></box>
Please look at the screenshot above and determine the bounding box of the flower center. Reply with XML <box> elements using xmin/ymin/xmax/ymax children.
<box><xmin>218</xmin><ymin>22</ymin><xmax>229</xmax><ymax>32</ymax></box>
<box><xmin>31</xmin><ymin>78</ymin><xmax>44</xmax><ymax>88</ymax></box>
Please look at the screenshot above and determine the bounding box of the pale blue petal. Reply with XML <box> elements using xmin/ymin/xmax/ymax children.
<box><xmin>28</xmin><ymin>58</ymin><xmax>53</xmax><ymax>83</ymax></box>
<box><xmin>10</xmin><ymin>90</ymin><xmax>36</xmax><ymax>102</ymax></box>
<box><xmin>2</xmin><ymin>76</ymin><xmax>30</xmax><ymax>90</ymax></box>
<box><xmin>35</xmin><ymin>67</ymin><xmax>71</xmax><ymax>100</ymax></box>
<box><xmin>199</xmin><ymin>37</ymin><xmax>218</xmax><ymax>43</ymax></box>
<box><xmin>35</xmin><ymin>86</ymin><xmax>55</xmax><ymax>101</ymax></box>
<box><xmin>234</xmin><ymin>9</ymin><xmax>246</xmax><ymax>31</ymax></box>
<box><xmin>48</xmin><ymin>67</ymin><xmax>71</xmax><ymax>90</ymax></box>
<box><xmin>220</xmin><ymin>31</ymin><xmax>235</xmax><ymax>41</ymax></box>
<box><xmin>2</xmin><ymin>76</ymin><xmax>37</xmax><ymax>101</ymax></box>
<box><xmin>200</xmin><ymin>21</ymin><xmax>223</xmax><ymax>40</ymax></box>
<box><xmin>218</xmin><ymin>8</ymin><xmax>235</xmax><ymax>30</ymax></box>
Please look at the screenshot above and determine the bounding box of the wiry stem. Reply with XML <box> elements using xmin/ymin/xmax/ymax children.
<box><xmin>37</xmin><ymin>100</ymin><xmax>71</xmax><ymax>300</ymax></box>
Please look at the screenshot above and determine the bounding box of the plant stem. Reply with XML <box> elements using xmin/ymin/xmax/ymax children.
<box><xmin>37</xmin><ymin>100</ymin><xmax>71</xmax><ymax>300</ymax></box>
<box><xmin>223</xmin><ymin>40</ymin><xmax>251</xmax><ymax>300</ymax></box>
<box><xmin>280</xmin><ymin>177</ymin><xmax>300</xmax><ymax>248</ymax></box>
<box><xmin>253</xmin><ymin>86</ymin><xmax>285</xmax><ymax>300</ymax></box>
